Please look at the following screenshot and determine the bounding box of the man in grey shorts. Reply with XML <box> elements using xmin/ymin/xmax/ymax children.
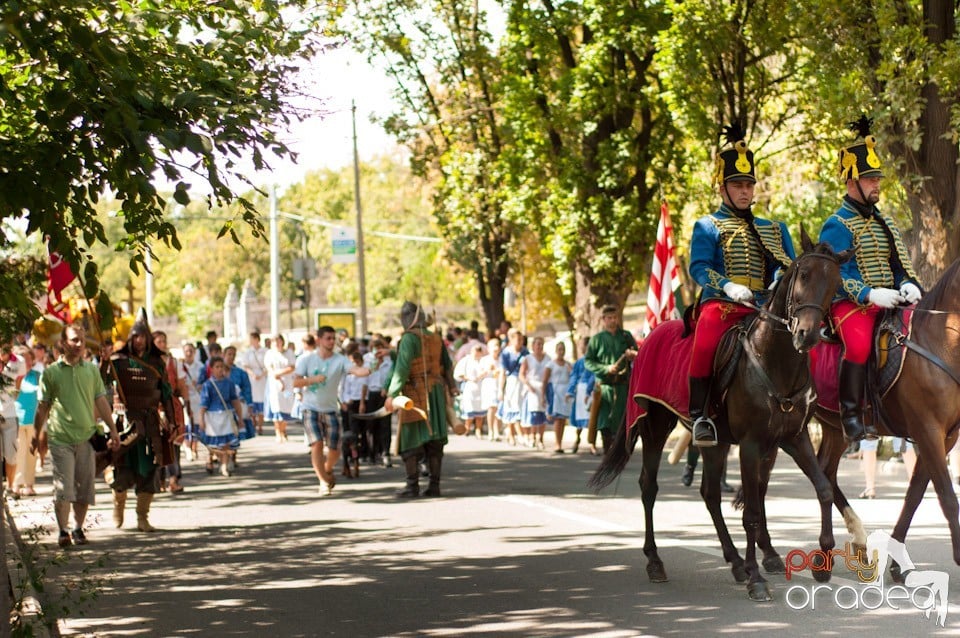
<box><xmin>32</xmin><ymin>326</ymin><xmax>120</xmax><ymax>548</ymax></box>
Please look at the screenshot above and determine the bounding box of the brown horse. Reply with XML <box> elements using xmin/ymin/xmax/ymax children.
<box><xmin>590</xmin><ymin>227</ymin><xmax>850</xmax><ymax>601</ymax></box>
<box><xmin>815</xmin><ymin>258</ymin><xmax>960</xmax><ymax>578</ymax></box>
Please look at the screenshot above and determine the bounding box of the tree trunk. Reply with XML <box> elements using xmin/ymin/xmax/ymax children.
<box><xmin>572</xmin><ymin>267</ymin><xmax>628</xmax><ymax>337</ymax></box>
<box><xmin>900</xmin><ymin>0</ymin><xmax>960</xmax><ymax>285</ymax></box>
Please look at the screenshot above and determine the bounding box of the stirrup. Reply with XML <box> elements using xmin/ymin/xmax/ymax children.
<box><xmin>692</xmin><ymin>416</ymin><xmax>718</xmax><ymax>448</ymax></box>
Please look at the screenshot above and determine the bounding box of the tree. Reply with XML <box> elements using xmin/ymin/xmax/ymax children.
<box><xmin>500</xmin><ymin>0</ymin><xmax>680</xmax><ymax>334</ymax></box>
<box><xmin>334</xmin><ymin>0</ymin><xmax>516</xmax><ymax>335</ymax></box>
<box><xmin>800</xmin><ymin>0</ymin><xmax>960</xmax><ymax>284</ymax></box>
<box><xmin>0</xmin><ymin>0</ymin><xmax>324</xmax><ymax>338</ymax></box>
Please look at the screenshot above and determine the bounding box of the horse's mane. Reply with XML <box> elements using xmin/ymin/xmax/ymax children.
<box><xmin>916</xmin><ymin>258</ymin><xmax>960</xmax><ymax>313</ymax></box>
<box><xmin>765</xmin><ymin>240</ymin><xmax>838</xmax><ymax>308</ymax></box>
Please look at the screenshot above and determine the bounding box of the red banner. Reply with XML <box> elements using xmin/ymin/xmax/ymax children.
<box><xmin>645</xmin><ymin>201</ymin><xmax>681</xmax><ymax>334</ymax></box>
<box><xmin>46</xmin><ymin>242</ymin><xmax>76</xmax><ymax>320</ymax></box>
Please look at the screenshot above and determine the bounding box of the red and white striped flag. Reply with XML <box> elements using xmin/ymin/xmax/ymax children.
<box><xmin>645</xmin><ymin>200</ymin><xmax>681</xmax><ymax>333</ymax></box>
<box><xmin>46</xmin><ymin>241</ymin><xmax>76</xmax><ymax>320</ymax></box>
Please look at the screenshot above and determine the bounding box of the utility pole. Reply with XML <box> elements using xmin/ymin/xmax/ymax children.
<box><xmin>270</xmin><ymin>186</ymin><xmax>280</xmax><ymax>336</ymax></box>
<box><xmin>352</xmin><ymin>100</ymin><xmax>368</xmax><ymax>336</ymax></box>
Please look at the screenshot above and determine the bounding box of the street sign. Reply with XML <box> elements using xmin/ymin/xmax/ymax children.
<box><xmin>331</xmin><ymin>227</ymin><xmax>357</xmax><ymax>264</ymax></box>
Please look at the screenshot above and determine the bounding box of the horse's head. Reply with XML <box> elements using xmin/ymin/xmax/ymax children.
<box><xmin>776</xmin><ymin>225</ymin><xmax>851</xmax><ymax>353</ymax></box>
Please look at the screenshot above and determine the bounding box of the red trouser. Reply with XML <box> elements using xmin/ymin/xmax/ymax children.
<box><xmin>688</xmin><ymin>301</ymin><xmax>756</xmax><ymax>377</ymax></box>
<box><xmin>830</xmin><ymin>300</ymin><xmax>880</xmax><ymax>364</ymax></box>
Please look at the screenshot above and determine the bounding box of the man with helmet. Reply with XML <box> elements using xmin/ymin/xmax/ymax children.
<box><xmin>106</xmin><ymin>310</ymin><xmax>178</xmax><ymax>532</ymax></box>
<box><xmin>819</xmin><ymin>115</ymin><xmax>922</xmax><ymax>443</ymax></box>
<box><xmin>688</xmin><ymin>122</ymin><xmax>796</xmax><ymax>447</ymax></box>
<box><xmin>385</xmin><ymin>301</ymin><xmax>457</xmax><ymax>498</ymax></box>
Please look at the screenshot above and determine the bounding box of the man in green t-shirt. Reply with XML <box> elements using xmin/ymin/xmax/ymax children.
<box><xmin>32</xmin><ymin>325</ymin><xmax>120</xmax><ymax>548</ymax></box>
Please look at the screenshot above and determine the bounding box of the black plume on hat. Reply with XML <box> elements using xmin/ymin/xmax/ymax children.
<box><xmin>848</xmin><ymin>115</ymin><xmax>873</xmax><ymax>138</ymax></box>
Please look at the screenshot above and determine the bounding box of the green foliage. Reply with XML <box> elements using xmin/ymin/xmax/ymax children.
<box><xmin>0</xmin><ymin>0</ymin><xmax>325</xmax><ymax>337</ymax></box>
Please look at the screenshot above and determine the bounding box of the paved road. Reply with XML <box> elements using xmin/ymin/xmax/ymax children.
<box><xmin>10</xmin><ymin>426</ymin><xmax>960</xmax><ymax>637</ymax></box>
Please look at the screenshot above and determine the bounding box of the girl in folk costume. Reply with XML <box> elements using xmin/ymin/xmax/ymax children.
<box><xmin>263</xmin><ymin>334</ymin><xmax>297</xmax><ymax>443</ymax></box>
<box><xmin>454</xmin><ymin>343</ymin><xmax>489</xmax><ymax>438</ymax></box>
<box><xmin>198</xmin><ymin>356</ymin><xmax>243</xmax><ymax>477</ymax></box>
<box><xmin>565</xmin><ymin>336</ymin><xmax>596</xmax><ymax>454</ymax></box>
<box><xmin>179</xmin><ymin>342</ymin><xmax>204</xmax><ymax>462</ymax></box>
<box><xmin>519</xmin><ymin>336</ymin><xmax>550</xmax><ymax>449</ymax></box>
<box><xmin>479</xmin><ymin>338</ymin><xmax>503</xmax><ymax>441</ymax></box>
<box><xmin>498</xmin><ymin>329</ymin><xmax>528</xmax><ymax>446</ymax></box>
<box><xmin>544</xmin><ymin>340</ymin><xmax>573</xmax><ymax>453</ymax></box>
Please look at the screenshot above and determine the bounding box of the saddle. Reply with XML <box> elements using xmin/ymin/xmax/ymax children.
<box><xmin>810</xmin><ymin>307</ymin><xmax>913</xmax><ymax>437</ymax></box>
<box><xmin>625</xmin><ymin>316</ymin><xmax>752</xmax><ymax>445</ymax></box>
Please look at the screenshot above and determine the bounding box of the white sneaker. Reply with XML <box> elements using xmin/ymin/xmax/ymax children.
<box><xmin>318</xmin><ymin>480</ymin><xmax>333</xmax><ymax>496</ymax></box>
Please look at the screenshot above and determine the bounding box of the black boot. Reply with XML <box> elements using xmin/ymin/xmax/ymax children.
<box><xmin>681</xmin><ymin>464</ymin><xmax>695</xmax><ymax>487</ymax></box>
<box><xmin>423</xmin><ymin>453</ymin><xmax>442</xmax><ymax>497</ymax></box>
<box><xmin>838</xmin><ymin>360</ymin><xmax>878</xmax><ymax>443</ymax></box>
<box><xmin>397</xmin><ymin>456</ymin><xmax>420</xmax><ymax>498</ymax></box>
<box><xmin>689</xmin><ymin>376</ymin><xmax>717</xmax><ymax>447</ymax></box>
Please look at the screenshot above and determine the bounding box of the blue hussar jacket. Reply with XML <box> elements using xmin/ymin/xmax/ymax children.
<box><xmin>689</xmin><ymin>204</ymin><xmax>796</xmax><ymax>305</ymax></box>
<box><xmin>818</xmin><ymin>196</ymin><xmax>920</xmax><ymax>304</ymax></box>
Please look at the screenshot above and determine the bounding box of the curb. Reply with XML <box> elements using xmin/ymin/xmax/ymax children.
<box><xmin>4</xmin><ymin>501</ymin><xmax>52</xmax><ymax>638</ymax></box>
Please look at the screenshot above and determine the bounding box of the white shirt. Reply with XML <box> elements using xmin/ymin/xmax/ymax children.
<box><xmin>239</xmin><ymin>346</ymin><xmax>268</xmax><ymax>402</ymax></box>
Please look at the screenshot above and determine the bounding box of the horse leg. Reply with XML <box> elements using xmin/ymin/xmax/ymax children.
<box><xmin>781</xmin><ymin>432</ymin><xmax>836</xmax><ymax>583</ymax></box>
<box><xmin>639</xmin><ymin>405</ymin><xmax>674</xmax><ymax>583</ymax></box>
<box><xmin>738</xmin><ymin>440</ymin><xmax>771</xmax><ymax>601</ymax></box>
<box><xmin>817</xmin><ymin>417</ymin><xmax>866</xmax><ymax>552</ymax></box>
<box><xmin>906</xmin><ymin>430</ymin><xmax>960</xmax><ymax>568</ymax></box>
<box><xmin>755</xmin><ymin>448</ymin><xmax>786</xmax><ymax>574</ymax></box>
<box><xmin>700</xmin><ymin>445</ymin><xmax>747</xmax><ymax>583</ymax></box>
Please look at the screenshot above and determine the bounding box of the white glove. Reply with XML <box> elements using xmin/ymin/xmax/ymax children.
<box><xmin>722</xmin><ymin>282</ymin><xmax>753</xmax><ymax>303</ymax></box>
<box><xmin>900</xmin><ymin>282</ymin><xmax>922</xmax><ymax>304</ymax></box>
<box><xmin>768</xmin><ymin>278</ymin><xmax>779</xmax><ymax>290</ymax></box>
<box><xmin>867</xmin><ymin>287</ymin><xmax>903</xmax><ymax>309</ymax></box>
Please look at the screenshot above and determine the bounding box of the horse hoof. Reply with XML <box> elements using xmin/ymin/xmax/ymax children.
<box><xmin>647</xmin><ymin>559</ymin><xmax>668</xmax><ymax>583</ymax></box>
<box><xmin>747</xmin><ymin>581</ymin><xmax>773</xmax><ymax>602</ymax></box>
<box><xmin>762</xmin><ymin>555</ymin><xmax>786</xmax><ymax>574</ymax></box>
<box><xmin>812</xmin><ymin>567</ymin><xmax>832</xmax><ymax>583</ymax></box>
<box><xmin>811</xmin><ymin>552</ymin><xmax>832</xmax><ymax>583</ymax></box>
<box><xmin>890</xmin><ymin>563</ymin><xmax>905</xmax><ymax>584</ymax></box>
<box><xmin>732</xmin><ymin>563</ymin><xmax>749</xmax><ymax>583</ymax></box>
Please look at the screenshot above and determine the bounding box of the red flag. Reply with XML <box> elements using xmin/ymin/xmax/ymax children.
<box><xmin>645</xmin><ymin>201</ymin><xmax>681</xmax><ymax>334</ymax></box>
<box><xmin>46</xmin><ymin>242</ymin><xmax>76</xmax><ymax>320</ymax></box>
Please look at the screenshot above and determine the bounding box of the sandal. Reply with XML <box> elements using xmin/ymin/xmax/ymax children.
<box><xmin>858</xmin><ymin>488</ymin><xmax>876</xmax><ymax>499</ymax></box>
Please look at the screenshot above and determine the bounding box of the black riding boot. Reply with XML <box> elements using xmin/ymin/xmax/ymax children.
<box><xmin>689</xmin><ymin>376</ymin><xmax>717</xmax><ymax>447</ymax></box>
<box><xmin>397</xmin><ymin>455</ymin><xmax>420</xmax><ymax>498</ymax></box>
<box><xmin>838</xmin><ymin>360</ymin><xmax>878</xmax><ymax>443</ymax></box>
<box><xmin>424</xmin><ymin>453</ymin><xmax>442</xmax><ymax>497</ymax></box>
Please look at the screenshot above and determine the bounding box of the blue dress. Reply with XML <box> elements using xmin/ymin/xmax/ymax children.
<box><xmin>199</xmin><ymin>377</ymin><xmax>241</xmax><ymax>450</ymax></box>
<box><xmin>566</xmin><ymin>358</ymin><xmax>596</xmax><ymax>429</ymax></box>
<box><xmin>497</xmin><ymin>347</ymin><xmax>528</xmax><ymax>423</ymax></box>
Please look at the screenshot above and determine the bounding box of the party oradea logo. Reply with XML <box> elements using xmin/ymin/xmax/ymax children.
<box><xmin>784</xmin><ymin>530</ymin><xmax>948</xmax><ymax>627</ymax></box>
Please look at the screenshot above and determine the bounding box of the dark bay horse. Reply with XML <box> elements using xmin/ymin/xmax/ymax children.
<box><xmin>815</xmin><ymin>258</ymin><xmax>960</xmax><ymax>578</ymax></box>
<box><xmin>590</xmin><ymin>227</ymin><xmax>850</xmax><ymax>601</ymax></box>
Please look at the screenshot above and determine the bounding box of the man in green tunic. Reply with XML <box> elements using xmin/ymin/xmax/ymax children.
<box><xmin>584</xmin><ymin>305</ymin><xmax>638</xmax><ymax>453</ymax></box>
<box><xmin>386</xmin><ymin>301</ymin><xmax>456</xmax><ymax>498</ymax></box>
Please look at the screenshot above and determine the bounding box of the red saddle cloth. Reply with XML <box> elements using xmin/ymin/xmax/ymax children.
<box><xmin>809</xmin><ymin>342</ymin><xmax>842</xmax><ymax>413</ymax></box>
<box><xmin>626</xmin><ymin>320</ymin><xmax>692</xmax><ymax>431</ymax></box>
<box><xmin>809</xmin><ymin>308</ymin><xmax>913</xmax><ymax>413</ymax></box>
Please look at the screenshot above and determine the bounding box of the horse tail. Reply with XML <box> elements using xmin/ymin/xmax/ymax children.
<box><xmin>588</xmin><ymin>417</ymin><xmax>641</xmax><ymax>492</ymax></box>
<box><xmin>732</xmin><ymin>485</ymin><xmax>745</xmax><ymax>511</ymax></box>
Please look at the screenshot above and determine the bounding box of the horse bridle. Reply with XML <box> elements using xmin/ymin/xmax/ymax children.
<box><xmin>737</xmin><ymin>251</ymin><xmax>839</xmax><ymax>415</ymax></box>
<box><xmin>742</xmin><ymin>251</ymin><xmax>839</xmax><ymax>336</ymax></box>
